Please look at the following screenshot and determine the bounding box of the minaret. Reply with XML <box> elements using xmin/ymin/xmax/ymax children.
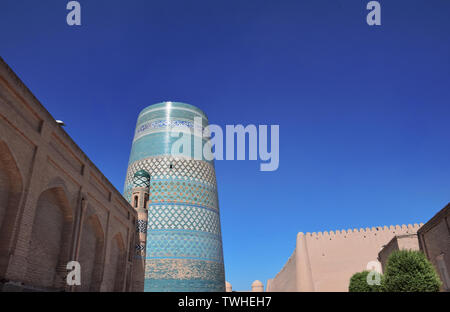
<box><xmin>130</xmin><ymin>170</ymin><xmax>150</xmax><ymax>292</ymax></box>
<box><xmin>124</xmin><ymin>101</ymin><xmax>225</xmax><ymax>292</ymax></box>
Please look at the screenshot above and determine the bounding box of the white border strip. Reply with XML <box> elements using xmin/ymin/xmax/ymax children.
<box><xmin>139</xmin><ymin>106</ymin><xmax>208</xmax><ymax>120</ymax></box>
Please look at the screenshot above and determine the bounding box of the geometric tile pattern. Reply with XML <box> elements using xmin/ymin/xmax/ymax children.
<box><xmin>148</xmin><ymin>204</ymin><xmax>221</xmax><ymax>235</ymax></box>
<box><xmin>145</xmin><ymin>230</ymin><xmax>223</xmax><ymax>262</ymax></box>
<box><xmin>144</xmin><ymin>278</ymin><xmax>225</xmax><ymax>292</ymax></box>
<box><xmin>144</xmin><ymin>258</ymin><xmax>225</xmax><ymax>292</ymax></box>
<box><xmin>133</xmin><ymin>171</ymin><xmax>151</xmax><ymax>188</ymax></box>
<box><xmin>134</xmin><ymin>119</ymin><xmax>204</xmax><ymax>142</ymax></box>
<box><xmin>148</xmin><ymin>179</ymin><xmax>218</xmax><ymax>210</ymax></box>
<box><xmin>135</xmin><ymin>244</ymin><xmax>146</xmax><ymax>256</ymax></box>
<box><xmin>124</xmin><ymin>156</ymin><xmax>217</xmax><ymax>201</ymax></box>
<box><xmin>124</xmin><ymin>102</ymin><xmax>225</xmax><ymax>292</ymax></box>
<box><xmin>136</xmin><ymin>220</ymin><xmax>147</xmax><ymax>233</ymax></box>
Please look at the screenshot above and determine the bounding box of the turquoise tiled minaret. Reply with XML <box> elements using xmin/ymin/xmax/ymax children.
<box><xmin>124</xmin><ymin>102</ymin><xmax>225</xmax><ymax>292</ymax></box>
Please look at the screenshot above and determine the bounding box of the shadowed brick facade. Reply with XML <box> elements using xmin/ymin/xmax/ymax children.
<box><xmin>0</xmin><ymin>57</ymin><xmax>141</xmax><ymax>292</ymax></box>
<box><xmin>418</xmin><ymin>203</ymin><xmax>450</xmax><ymax>291</ymax></box>
<box><xmin>377</xmin><ymin>234</ymin><xmax>420</xmax><ymax>272</ymax></box>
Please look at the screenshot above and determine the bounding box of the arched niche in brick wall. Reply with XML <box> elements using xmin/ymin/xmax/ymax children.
<box><xmin>25</xmin><ymin>185</ymin><xmax>73</xmax><ymax>290</ymax></box>
<box><xmin>112</xmin><ymin>232</ymin><xmax>126</xmax><ymax>292</ymax></box>
<box><xmin>0</xmin><ymin>141</ymin><xmax>23</xmax><ymax>279</ymax></box>
<box><xmin>77</xmin><ymin>211</ymin><xmax>105</xmax><ymax>292</ymax></box>
<box><xmin>102</xmin><ymin>231</ymin><xmax>127</xmax><ymax>292</ymax></box>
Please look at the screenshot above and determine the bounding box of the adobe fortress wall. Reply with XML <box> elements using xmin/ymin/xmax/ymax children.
<box><xmin>266</xmin><ymin>249</ymin><xmax>297</xmax><ymax>292</ymax></box>
<box><xmin>267</xmin><ymin>223</ymin><xmax>423</xmax><ymax>292</ymax></box>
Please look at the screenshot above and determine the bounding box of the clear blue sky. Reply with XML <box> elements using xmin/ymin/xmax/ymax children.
<box><xmin>1</xmin><ymin>0</ymin><xmax>449</xmax><ymax>291</ymax></box>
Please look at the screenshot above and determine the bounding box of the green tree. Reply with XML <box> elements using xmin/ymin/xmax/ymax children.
<box><xmin>349</xmin><ymin>271</ymin><xmax>383</xmax><ymax>292</ymax></box>
<box><xmin>383</xmin><ymin>250</ymin><xmax>442</xmax><ymax>292</ymax></box>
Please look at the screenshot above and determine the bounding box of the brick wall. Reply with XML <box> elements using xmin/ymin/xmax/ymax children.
<box><xmin>0</xmin><ymin>157</ymin><xmax>9</xmax><ymax>242</ymax></box>
<box><xmin>25</xmin><ymin>188</ymin><xmax>68</xmax><ymax>288</ymax></box>
<box><xmin>102</xmin><ymin>233</ymin><xmax>126</xmax><ymax>291</ymax></box>
<box><xmin>418</xmin><ymin>204</ymin><xmax>450</xmax><ymax>292</ymax></box>
<box><xmin>0</xmin><ymin>141</ymin><xmax>23</xmax><ymax>278</ymax></box>
<box><xmin>0</xmin><ymin>57</ymin><xmax>140</xmax><ymax>292</ymax></box>
<box><xmin>78</xmin><ymin>215</ymin><xmax>99</xmax><ymax>291</ymax></box>
<box><xmin>377</xmin><ymin>234</ymin><xmax>419</xmax><ymax>272</ymax></box>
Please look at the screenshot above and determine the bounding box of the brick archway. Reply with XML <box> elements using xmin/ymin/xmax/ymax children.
<box><xmin>0</xmin><ymin>141</ymin><xmax>23</xmax><ymax>279</ymax></box>
<box><xmin>25</xmin><ymin>185</ymin><xmax>73</xmax><ymax>290</ymax></box>
<box><xmin>78</xmin><ymin>212</ymin><xmax>105</xmax><ymax>291</ymax></box>
<box><xmin>113</xmin><ymin>233</ymin><xmax>126</xmax><ymax>292</ymax></box>
<box><xmin>103</xmin><ymin>232</ymin><xmax>127</xmax><ymax>291</ymax></box>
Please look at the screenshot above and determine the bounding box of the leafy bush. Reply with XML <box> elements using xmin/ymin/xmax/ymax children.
<box><xmin>349</xmin><ymin>271</ymin><xmax>383</xmax><ymax>292</ymax></box>
<box><xmin>383</xmin><ymin>250</ymin><xmax>442</xmax><ymax>292</ymax></box>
